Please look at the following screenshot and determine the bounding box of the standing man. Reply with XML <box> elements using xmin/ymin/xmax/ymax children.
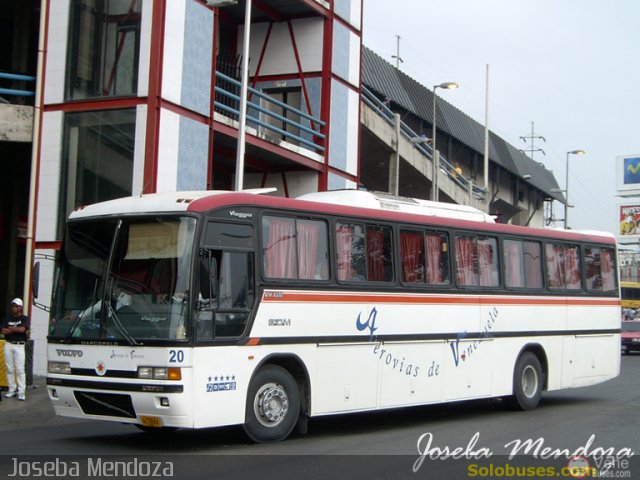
<box><xmin>2</xmin><ymin>298</ymin><xmax>30</xmax><ymax>401</ymax></box>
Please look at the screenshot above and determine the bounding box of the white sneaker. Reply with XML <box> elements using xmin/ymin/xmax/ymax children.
<box><xmin>4</xmin><ymin>391</ymin><xmax>16</xmax><ymax>398</ymax></box>
<box><xmin>17</xmin><ymin>393</ymin><xmax>25</xmax><ymax>401</ymax></box>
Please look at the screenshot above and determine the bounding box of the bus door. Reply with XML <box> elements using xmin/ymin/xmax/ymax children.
<box><xmin>196</xmin><ymin>222</ymin><xmax>255</xmax><ymax>340</ymax></box>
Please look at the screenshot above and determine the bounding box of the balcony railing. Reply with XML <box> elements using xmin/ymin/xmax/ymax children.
<box><xmin>0</xmin><ymin>71</ymin><xmax>36</xmax><ymax>104</ymax></box>
<box><xmin>214</xmin><ymin>71</ymin><xmax>325</xmax><ymax>153</ymax></box>
<box><xmin>361</xmin><ymin>85</ymin><xmax>486</xmax><ymax>200</ymax></box>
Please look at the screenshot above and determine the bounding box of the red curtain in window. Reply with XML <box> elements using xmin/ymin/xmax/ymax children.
<box><xmin>478</xmin><ymin>240</ymin><xmax>496</xmax><ymax>286</ymax></box>
<box><xmin>265</xmin><ymin>219</ymin><xmax>296</xmax><ymax>278</ymax></box>
<box><xmin>401</xmin><ymin>232</ymin><xmax>422</xmax><ymax>283</ymax></box>
<box><xmin>455</xmin><ymin>237</ymin><xmax>476</xmax><ymax>285</ymax></box>
<box><xmin>426</xmin><ymin>234</ymin><xmax>443</xmax><ymax>284</ymax></box>
<box><xmin>565</xmin><ymin>246</ymin><xmax>581</xmax><ymax>289</ymax></box>
<box><xmin>336</xmin><ymin>226</ymin><xmax>353</xmax><ymax>281</ymax></box>
<box><xmin>297</xmin><ymin>221</ymin><xmax>320</xmax><ymax>280</ymax></box>
<box><xmin>546</xmin><ymin>244</ymin><xmax>564</xmax><ymax>288</ymax></box>
<box><xmin>601</xmin><ymin>250</ymin><xmax>615</xmax><ymax>291</ymax></box>
<box><xmin>367</xmin><ymin>229</ymin><xmax>385</xmax><ymax>281</ymax></box>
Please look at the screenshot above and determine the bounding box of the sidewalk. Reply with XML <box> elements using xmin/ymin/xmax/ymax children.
<box><xmin>0</xmin><ymin>376</ymin><xmax>58</xmax><ymax>430</ymax></box>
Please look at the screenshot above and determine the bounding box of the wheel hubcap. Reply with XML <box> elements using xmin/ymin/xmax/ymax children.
<box><xmin>521</xmin><ymin>365</ymin><xmax>538</xmax><ymax>398</ymax></box>
<box><xmin>254</xmin><ymin>382</ymin><xmax>289</xmax><ymax>427</ymax></box>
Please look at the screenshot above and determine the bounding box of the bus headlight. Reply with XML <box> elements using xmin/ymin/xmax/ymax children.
<box><xmin>48</xmin><ymin>361</ymin><xmax>71</xmax><ymax>374</ymax></box>
<box><xmin>137</xmin><ymin>366</ymin><xmax>182</xmax><ymax>380</ymax></box>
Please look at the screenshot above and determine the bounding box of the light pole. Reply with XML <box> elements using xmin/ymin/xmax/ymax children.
<box><xmin>564</xmin><ymin>149</ymin><xmax>586</xmax><ymax>229</ymax></box>
<box><xmin>432</xmin><ymin>81</ymin><xmax>458</xmax><ymax>201</ymax></box>
<box><xmin>207</xmin><ymin>0</ymin><xmax>250</xmax><ymax>191</ymax></box>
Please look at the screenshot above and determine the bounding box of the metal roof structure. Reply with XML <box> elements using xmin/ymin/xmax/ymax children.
<box><xmin>361</xmin><ymin>47</ymin><xmax>565</xmax><ymax>203</ymax></box>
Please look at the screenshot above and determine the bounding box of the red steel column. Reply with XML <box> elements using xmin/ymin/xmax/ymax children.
<box><xmin>143</xmin><ymin>0</ymin><xmax>167</xmax><ymax>194</ymax></box>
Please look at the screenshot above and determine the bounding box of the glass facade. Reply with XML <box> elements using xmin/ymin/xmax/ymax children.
<box><xmin>59</xmin><ymin>109</ymin><xmax>135</xmax><ymax>237</ymax></box>
<box><xmin>66</xmin><ymin>0</ymin><xmax>141</xmax><ymax>100</ymax></box>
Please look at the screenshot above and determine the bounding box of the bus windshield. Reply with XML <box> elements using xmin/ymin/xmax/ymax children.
<box><xmin>49</xmin><ymin>216</ymin><xmax>197</xmax><ymax>343</ymax></box>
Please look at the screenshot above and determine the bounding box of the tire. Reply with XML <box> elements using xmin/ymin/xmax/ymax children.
<box><xmin>510</xmin><ymin>351</ymin><xmax>544</xmax><ymax>411</ymax></box>
<box><xmin>243</xmin><ymin>365</ymin><xmax>300</xmax><ymax>443</ymax></box>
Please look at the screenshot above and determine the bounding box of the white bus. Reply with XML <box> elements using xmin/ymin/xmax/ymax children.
<box><xmin>46</xmin><ymin>190</ymin><xmax>620</xmax><ymax>442</ymax></box>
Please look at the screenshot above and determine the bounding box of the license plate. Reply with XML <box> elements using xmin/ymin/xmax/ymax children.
<box><xmin>139</xmin><ymin>416</ymin><xmax>163</xmax><ymax>428</ymax></box>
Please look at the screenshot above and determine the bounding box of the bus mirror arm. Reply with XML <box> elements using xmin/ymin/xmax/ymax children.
<box><xmin>197</xmin><ymin>255</ymin><xmax>218</xmax><ymax>310</ymax></box>
<box><xmin>209</xmin><ymin>256</ymin><xmax>218</xmax><ymax>304</ymax></box>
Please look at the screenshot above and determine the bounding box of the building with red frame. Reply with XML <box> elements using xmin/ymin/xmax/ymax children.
<box><xmin>27</xmin><ymin>0</ymin><xmax>363</xmax><ymax>373</ymax></box>
<box><xmin>1</xmin><ymin>0</ymin><xmax>566</xmax><ymax>375</ymax></box>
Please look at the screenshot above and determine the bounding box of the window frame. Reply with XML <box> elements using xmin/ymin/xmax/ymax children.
<box><xmin>58</xmin><ymin>108</ymin><xmax>136</xmax><ymax>239</ymax></box>
<box><xmin>583</xmin><ymin>244</ymin><xmax>617</xmax><ymax>294</ymax></box>
<box><xmin>453</xmin><ymin>232</ymin><xmax>501</xmax><ymax>289</ymax></box>
<box><xmin>398</xmin><ymin>227</ymin><xmax>451</xmax><ymax>287</ymax></box>
<box><xmin>335</xmin><ymin>220</ymin><xmax>395</xmax><ymax>285</ymax></box>
<box><xmin>65</xmin><ymin>0</ymin><xmax>142</xmax><ymax>101</ymax></box>
<box><xmin>544</xmin><ymin>241</ymin><xmax>583</xmax><ymax>292</ymax></box>
<box><xmin>260</xmin><ymin>214</ymin><xmax>330</xmax><ymax>283</ymax></box>
<box><xmin>502</xmin><ymin>237</ymin><xmax>544</xmax><ymax>291</ymax></box>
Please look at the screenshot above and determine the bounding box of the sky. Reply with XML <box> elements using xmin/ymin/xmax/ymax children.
<box><xmin>362</xmin><ymin>0</ymin><xmax>640</xmax><ymax>238</ymax></box>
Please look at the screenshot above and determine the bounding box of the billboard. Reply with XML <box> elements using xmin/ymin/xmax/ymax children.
<box><xmin>620</xmin><ymin>205</ymin><xmax>640</xmax><ymax>237</ymax></box>
<box><xmin>617</xmin><ymin>154</ymin><xmax>640</xmax><ymax>193</ymax></box>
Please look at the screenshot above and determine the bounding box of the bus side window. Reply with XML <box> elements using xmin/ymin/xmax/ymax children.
<box><xmin>585</xmin><ymin>246</ymin><xmax>616</xmax><ymax>292</ymax></box>
<box><xmin>504</xmin><ymin>239</ymin><xmax>542</xmax><ymax>289</ymax></box>
<box><xmin>400</xmin><ymin>230</ymin><xmax>449</xmax><ymax>286</ymax></box>
<box><xmin>546</xmin><ymin>243</ymin><xmax>582</xmax><ymax>290</ymax></box>
<box><xmin>336</xmin><ymin>223</ymin><xmax>365</xmax><ymax>281</ymax></box>
<box><xmin>455</xmin><ymin>235</ymin><xmax>499</xmax><ymax>287</ymax></box>
<box><xmin>262</xmin><ymin>216</ymin><xmax>329</xmax><ymax>281</ymax></box>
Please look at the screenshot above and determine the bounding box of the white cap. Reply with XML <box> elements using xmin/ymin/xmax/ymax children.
<box><xmin>11</xmin><ymin>298</ymin><xmax>23</xmax><ymax>307</ymax></box>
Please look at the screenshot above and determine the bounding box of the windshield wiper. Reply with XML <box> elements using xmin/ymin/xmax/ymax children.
<box><xmin>100</xmin><ymin>218</ymin><xmax>139</xmax><ymax>345</ymax></box>
<box><xmin>106</xmin><ymin>301</ymin><xmax>139</xmax><ymax>346</ymax></box>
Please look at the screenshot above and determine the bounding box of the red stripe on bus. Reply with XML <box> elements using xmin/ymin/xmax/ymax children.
<box><xmin>261</xmin><ymin>291</ymin><xmax>620</xmax><ymax>307</ymax></box>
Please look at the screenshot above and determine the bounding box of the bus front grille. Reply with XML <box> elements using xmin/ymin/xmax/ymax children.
<box><xmin>74</xmin><ymin>391</ymin><xmax>136</xmax><ymax>418</ymax></box>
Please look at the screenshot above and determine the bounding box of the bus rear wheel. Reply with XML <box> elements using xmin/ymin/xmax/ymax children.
<box><xmin>244</xmin><ymin>365</ymin><xmax>300</xmax><ymax>443</ymax></box>
<box><xmin>510</xmin><ymin>352</ymin><xmax>543</xmax><ymax>411</ymax></box>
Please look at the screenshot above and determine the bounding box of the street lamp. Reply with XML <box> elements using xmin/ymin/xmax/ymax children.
<box><xmin>564</xmin><ymin>149</ymin><xmax>586</xmax><ymax>229</ymax></box>
<box><xmin>432</xmin><ymin>81</ymin><xmax>458</xmax><ymax>201</ymax></box>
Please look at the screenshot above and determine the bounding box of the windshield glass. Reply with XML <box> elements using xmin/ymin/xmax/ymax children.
<box><xmin>49</xmin><ymin>216</ymin><xmax>197</xmax><ymax>342</ymax></box>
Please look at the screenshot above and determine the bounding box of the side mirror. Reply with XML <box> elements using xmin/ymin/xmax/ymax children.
<box><xmin>32</xmin><ymin>262</ymin><xmax>40</xmax><ymax>299</ymax></box>
<box><xmin>33</xmin><ymin>253</ymin><xmax>56</xmax><ymax>312</ymax></box>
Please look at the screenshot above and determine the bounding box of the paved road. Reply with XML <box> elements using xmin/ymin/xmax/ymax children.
<box><xmin>2</xmin><ymin>356</ymin><xmax>639</xmax><ymax>478</ymax></box>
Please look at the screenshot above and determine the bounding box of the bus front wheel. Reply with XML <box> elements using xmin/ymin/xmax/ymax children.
<box><xmin>244</xmin><ymin>365</ymin><xmax>300</xmax><ymax>442</ymax></box>
<box><xmin>510</xmin><ymin>352</ymin><xmax>543</xmax><ymax>411</ymax></box>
